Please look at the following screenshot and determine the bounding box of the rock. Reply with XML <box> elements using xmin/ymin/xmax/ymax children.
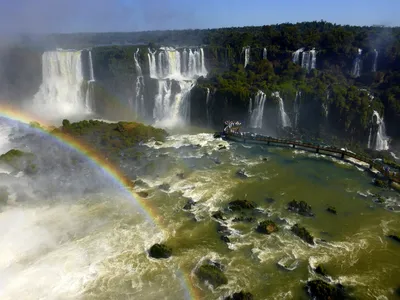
<box><xmin>218</xmin><ymin>145</ymin><xmax>227</xmax><ymax>150</ymax></box>
<box><xmin>306</xmin><ymin>280</ymin><xmax>349</xmax><ymax>300</ymax></box>
<box><xmin>287</xmin><ymin>199</ymin><xmax>314</xmax><ymax>217</ymax></box>
<box><xmin>262</xmin><ymin>157</ymin><xmax>269</xmax><ymax>161</ymax></box>
<box><xmin>176</xmin><ymin>172</ymin><xmax>185</xmax><ymax>179</ymax></box>
<box><xmin>212</xmin><ymin>210</ymin><xmax>224</xmax><ymax>220</ymax></box>
<box><xmin>265</xmin><ymin>197</ymin><xmax>275</xmax><ymax>204</ymax></box>
<box><xmin>396</xmin><ymin>286</ymin><xmax>400</xmax><ymax>297</ymax></box>
<box><xmin>220</xmin><ymin>235</ymin><xmax>230</xmax><ymax>243</ymax></box>
<box><xmin>216</xmin><ymin>223</ymin><xmax>230</xmax><ymax>235</ymax></box>
<box><xmin>388</xmin><ymin>234</ymin><xmax>400</xmax><ymax>243</ymax></box>
<box><xmin>228</xmin><ymin>200</ymin><xmax>255</xmax><ymax>211</ymax></box>
<box><xmin>236</xmin><ymin>168</ymin><xmax>247</xmax><ymax>178</ymax></box>
<box><xmin>224</xmin><ymin>291</ymin><xmax>254</xmax><ymax>300</ymax></box>
<box><xmin>327</xmin><ymin>206</ymin><xmax>337</xmax><ymax>214</ymax></box>
<box><xmin>196</xmin><ymin>264</ymin><xmax>228</xmax><ymax>287</ymax></box>
<box><xmin>148</xmin><ymin>243</ymin><xmax>172</xmax><ymax>259</ymax></box>
<box><xmin>373</xmin><ymin>195</ymin><xmax>386</xmax><ymax>203</ymax></box>
<box><xmin>183</xmin><ymin>199</ymin><xmax>195</xmax><ymax>210</ymax></box>
<box><xmin>256</xmin><ymin>220</ymin><xmax>278</xmax><ymax>234</ymax></box>
<box><xmin>134</xmin><ymin>179</ymin><xmax>148</xmax><ymax>187</ymax></box>
<box><xmin>232</xmin><ymin>216</ymin><xmax>255</xmax><ymax>223</ymax></box>
<box><xmin>155</xmin><ymin>141</ymin><xmax>163</xmax><ymax>146</ymax></box>
<box><xmin>137</xmin><ymin>191</ymin><xmax>149</xmax><ymax>198</ymax></box>
<box><xmin>213</xmin><ymin>132</ymin><xmax>221</xmax><ymax>138</ymax></box>
<box><xmin>158</xmin><ymin>183</ymin><xmax>170</xmax><ymax>191</ymax></box>
<box><xmin>315</xmin><ymin>264</ymin><xmax>328</xmax><ymax>276</ymax></box>
<box><xmin>291</xmin><ymin>224</ymin><xmax>314</xmax><ymax>245</ymax></box>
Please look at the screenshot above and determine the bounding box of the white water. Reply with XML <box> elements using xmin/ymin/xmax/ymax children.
<box><xmin>31</xmin><ymin>50</ymin><xmax>92</xmax><ymax>120</ymax></box>
<box><xmin>248</xmin><ymin>91</ymin><xmax>267</xmax><ymax>129</ymax></box>
<box><xmin>205</xmin><ymin>88</ymin><xmax>211</xmax><ymax>126</ymax></box>
<box><xmin>372</xmin><ymin>110</ymin><xmax>390</xmax><ymax>151</ymax></box>
<box><xmin>148</xmin><ymin>47</ymin><xmax>207</xmax><ymax>127</ymax></box>
<box><xmin>372</xmin><ymin>49</ymin><xmax>378</xmax><ymax>72</ymax></box>
<box><xmin>352</xmin><ymin>49</ymin><xmax>362</xmax><ymax>78</ymax></box>
<box><xmin>293</xmin><ymin>91</ymin><xmax>301</xmax><ymax>128</ymax></box>
<box><xmin>243</xmin><ymin>46</ymin><xmax>250</xmax><ymax>68</ymax></box>
<box><xmin>85</xmin><ymin>50</ymin><xmax>95</xmax><ymax>112</ymax></box>
<box><xmin>133</xmin><ymin>49</ymin><xmax>145</xmax><ymax>118</ymax></box>
<box><xmin>300</xmin><ymin>49</ymin><xmax>316</xmax><ymax>72</ymax></box>
<box><xmin>263</xmin><ymin>48</ymin><xmax>267</xmax><ymax>60</ymax></box>
<box><xmin>273</xmin><ymin>91</ymin><xmax>291</xmax><ymax>128</ymax></box>
<box><xmin>292</xmin><ymin>48</ymin><xmax>304</xmax><ymax>64</ymax></box>
<box><xmin>367</xmin><ymin>127</ymin><xmax>372</xmax><ymax>149</ymax></box>
<box><xmin>88</xmin><ymin>50</ymin><xmax>95</xmax><ymax>81</ymax></box>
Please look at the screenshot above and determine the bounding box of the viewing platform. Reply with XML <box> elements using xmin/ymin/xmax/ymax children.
<box><xmin>215</xmin><ymin>126</ymin><xmax>400</xmax><ymax>185</ymax></box>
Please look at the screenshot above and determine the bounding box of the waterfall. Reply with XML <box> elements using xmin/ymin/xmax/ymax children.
<box><xmin>300</xmin><ymin>49</ymin><xmax>316</xmax><ymax>72</ymax></box>
<box><xmin>310</xmin><ymin>49</ymin><xmax>317</xmax><ymax>69</ymax></box>
<box><xmin>32</xmin><ymin>50</ymin><xmax>90</xmax><ymax>117</ymax></box>
<box><xmin>133</xmin><ymin>48</ymin><xmax>145</xmax><ymax>118</ymax></box>
<box><xmin>367</xmin><ymin>127</ymin><xmax>372</xmax><ymax>149</ymax></box>
<box><xmin>88</xmin><ymin>50</ymin><xmax>95</xmax><ymax>81</ymax></box>
<box><xmin>248</xmin><ymin>91</ymin><xmax>267</xmax><ymax>129</ymax></box>
<box><xmin>205</xmin><ymin>88</ymin><xmax>211</xmax><ymax>126</ymax></box>
<box><xmin>147</xmin><ymin>47</ymin><xmax>207</xmax><ymax>126</ymax></box>
<box><xmin>263</xmin><ymin>48</ymin><xmax>267</xmax><ymax>60</ymax></box>
<box><xmin>372</xmin><ymin>49</ymin><xmax>378</xmax><ymax>72</ymax></box>
<box><xmin>293</xmin><ymin>91</ymin><xmax>301</xmax><ymax>128</ymax></box>
<box><xmin>272</xmin><ymin>91</ymin><xmax>291</xmax><ymax>128</ymax></box>
<box><xmin>372</xmin><ymin>110</ymin><xmax>390</xmax><ymax>151</ymax></box>
<box><xmin>84</xmin><ymin>50</ymin><xmax>95</xmax><ymax>112</ymax></box>
<box><xmin>323</xmin><ymin>90</ymin><xmax>329</xmax><ymax>118</ymax></box>
<box><xmin>351</xmin><ymin>49</ymin><xmax>362</xmax><ymax>78</ymax></box>
<box><xmin>292</xmin><ymin>48</ymin><xmax>304</xmax><ymax>64</ymax></box>
<box><xmin>242</xmin><ymin>46</ymin><xmax>250</xmax><ymax>68</ymax></box>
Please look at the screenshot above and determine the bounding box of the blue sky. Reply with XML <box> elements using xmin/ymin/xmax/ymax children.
<box><xmin>0</xmin><ymin>0</ymin><xmax>399</xmax><ymax>34</ymax></box>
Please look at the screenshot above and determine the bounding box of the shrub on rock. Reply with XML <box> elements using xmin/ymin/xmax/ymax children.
<box><xmin>291</xmin><ymin>224</ymin><xmax>314</xmax><ymax>245</ymax></box>
<box><xmin>228</xmin><ymin>200</ymin><xmax>255</xmax><ymax>211</ymax></box>
<box><xmin>196</xmin><ymin>264</ymin><xmax>228</xmax><ymax>287</ymax></box>
<box><xmin>287</xmin><ymin>199</ymin><xmax>314</xmax><ymax>217</ymax></box>
<box><xmin>256</xmin><ymin>220</ymin><xmax>278</xmax><ymax>234</ymax></box>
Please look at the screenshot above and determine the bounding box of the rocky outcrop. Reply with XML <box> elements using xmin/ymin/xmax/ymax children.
<box><xmin>327</xmin><ymin>206</ymin><xmax>337</xmax><ymax>214</ymax></box>
<box><xmin>287</xmin><ymin>200</ymin><xmax>314</xmax><ymax>217</ymax></box>
<box><xmin>148</xmin><ymin>243</ymin><xmax>172</xmax><ymax>259</ymax></box>
<box><xmin>256</xmin><ymin>220</ymin><xmax>278</xmax><ymax>234</ymax></box>
<box><xmin>291</xmin><ymin>224</ymin><xmax>314</xmax><ymax>245</ymax></box>
<box><xmin>228</xmin><ymin>200</ymin><xmax>255</xmax><ymax>211</ymax></box>
<box><xmin>224</xmin><ymin>291</ymin><xmax>254</xmax><ymax>300</ymax></box>
<box><xmin>196</xmin><ymin>263</ymin><xmax>228</xmax><ymax>287</ymax></box>
<box><xmin>306</xmin><ymin>280</ymin><xmax>351</xmax><ymax>300</ymax></box>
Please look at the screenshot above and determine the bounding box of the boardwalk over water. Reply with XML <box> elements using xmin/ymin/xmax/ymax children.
<box><xmin>222</xmin><ymin>132</ymin><xmax>400</xmax><ymax>185</ymax></box>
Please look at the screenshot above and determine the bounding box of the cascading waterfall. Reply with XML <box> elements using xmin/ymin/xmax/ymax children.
<box><xmin>323</xmin><ymin>90</ymin><xmax>329</xmax><ymax>118</ymax></box>
<box><xmin>293</xmin><ymin>91</ymin><xmax>301</xmax><ymax>128</ymax></box>
<box><xmin>147</xmin><ymin>47</ymin><xmax>207</xmax><ymax>126</ymax></box>
<box><xmin>33</xmin><ymin>50</ymin><xmax>90</xmax><ymax>117</ymax></box>
<box><xmin>85</xmin><ymin>50</ymin><xmax>95</xmax><ymax>112</ymax></box>
<box><xmin>367</xmin><ymin>127</ymin><xmax>373</xmax><ymax>149</ymax></box>
<box><xmin>292</xmin><ymin>48</ymin><xmax>304</xmax><ymax>64</ymax></box>
<box><xmin>263</xmin><ymin>48</ymin><xmax>267</xmax><ymax>60</ymax></box>
<box><xmin>300</xmin><ymin>49</ymin><xmax>316</xmax><ymax>72</ymax></box>
<box><xmin>372</xmin><ymin>110</ymin><xmax>390</xmax><ymax>151</ymax></box>
<box><xmin>205</xmin><ymin>88</ymin><xmax>211</xmax><ymax>126</ymax></box>
<box><xmin>372</xmin><ymin>49</ymin><xmax>378</xmax><ymax>72</ymax></box>
<box><xmin>242</xmin><ymin>46</ymin><xmax>250</xmax><ymax>68</ymax></box>
<box><xmin>88</xmin><ymin>50</ymin><xmax>95</xmax><ymax>81</ymax></box>
<box><xmin>352</xmin><ymin>49</ymin><xmax>362</xmax><ymax>78</ymax></box>
<box><xmin>133</xmin><ymin>48</ymin><xmax>145</xmax><ymax>118</ymax></box>
<box><xmin>248</xmin><ymin>90</ymin><xmax>267</xmax><ymax>129</ymax></box>
<box><xmin>310</xmin><ymin>49</ymin><xmax>317</xmax><ymax>69</ymax></box>
<box><xmin>272</xmin><ymin>91</ymin><xmax>291</xmax><ymax>128</ymax></box>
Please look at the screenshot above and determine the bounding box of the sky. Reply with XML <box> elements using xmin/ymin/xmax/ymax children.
<box><xmin>0</xmin><ymin>0</ymin><xmax>399</xmax><ymax>34</ymax></box>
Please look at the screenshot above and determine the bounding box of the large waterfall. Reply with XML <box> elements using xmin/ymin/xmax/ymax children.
<box><xmin>372</xmin><ymin>49</ymin><xmax>378</xmax><ymax>72</ymax></box>
<box><xmin>248</xmin><ymin>91</ymin><xmax>266</xmax><ymax>129</ymax></box>
<box><xmin>32</xmin><ymin>50</ymin><xmax>91</xmax><ymax>119</ymax></box>
<box><xmin>243</xmin><ymin>46</ymin><xmax>250</xmax><ymax>68</ymax></box>
<box><xmin>148</xmin><ymin>47</ymin><xmax>207</xmax><ymax>126</ymax></box>
<box><xmin>273</xmin><ymin>91</ymin><xmax>291</xmax><ymax>128</ymax></box>
<box><xmin>292</xmin><ymin>48</ymin><xmax>304</xmax><ymax>64</ymax></box>
<box><xmin>85</xmin><ymin>50</ymin><xmax>95</xmax><ymax>112</ymax></box>
<box><xmin>352</xmin><ymin>49</ymin><xmax>362</xmax><ymax>77</ymax></box>
<box><xmin>371</xmin><ymin>110</ymin><xmax>390</xmax><ymax>151</ymax></box>
<box><xmin>133</xmin><ymin>49</ymin><xmax>145</xmax><ymax>118</ymax></box>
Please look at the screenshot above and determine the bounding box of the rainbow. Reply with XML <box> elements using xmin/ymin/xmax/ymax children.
<box><xmin>0</xmin><ymin>104</ymin><xmax>202</xmax><ymax>300</ymax></box>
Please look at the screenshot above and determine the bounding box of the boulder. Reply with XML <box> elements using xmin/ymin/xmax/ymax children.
<box><xmin>236</xmin><ymin>168</ymin><xmax>247</xmax><ymax>178</ymax></box>
<box><xmin>291</xmin><ymin>224</ymin><xmax>314</xmax><ymax>245</ymax></box>
<box><xmin>287</xmin><ymin>199</ymin><xmax>314</xmax><ymax>217</ymax></box>
<box><xmin>315</xmin><ymin>264</ymin><xmax>328</xmax><ymax>277</ymax></box>
<box><xmin>212</xmin><ymin>210</ymin><xmax>224</xmax><ymax>220</ymax></box>
<box><xmin>149</xmin><ymin>243</ymin><xmax>172</xmax><ymax>259</ymax></box>
<box><xmin>137</xmin><ymin>191</ymin><xmax>149</xmax><ymax>198</ymax></box>
<box><xmin>224</xmin><ymin>291</ymin><xmax>254</xmax><ymax>300</ymax></box>
<box><xmin>388</xmin><ymin>234</ymin><xmax>400</xmax><ymax>243</ymax></box>
<box><xmin>213</xmin><ymin>132</ymin><xmax>221</xmax><ymax>138</ymax></box>
<box><xmin>196</xmin><ymin>264</ymin><xmax>228</xmax><ymax>287</ymax></box>
<box><xmin>176</xmin><ymin>172</ymin><xmax>185</xmax><ymax>179</ymax></box>
<box><xmin>256</xmin><ymin>220</ymin><xmax>279</xmax><ymax>234</ymax></box>
<box><xmin>220</xmin><ymin>235</ymin><xmax>230</xmax><ymax>243</ymax></box>
<box><xmin>158</xmin><ymin>183</ymin><xmax>170</xmax><ymax>191</ymax></box>
<box><xmin>183</xmin><ymin>199</ymin><xmax>195</xmax><ymax>210</ymax></box>
<box><xmin>306</xmin><ymin>280</ymin><xmax>349</xmax><ymax>300</ymax></box>
<box><xmin>228</xmin><ymin>200</ymin><xmax>255</xmax><ymax>211</ymax></box>
<box><xmin>327</xmin><ymin>206</ymin><xmax>337</xmax><ymax>214</ymax></box>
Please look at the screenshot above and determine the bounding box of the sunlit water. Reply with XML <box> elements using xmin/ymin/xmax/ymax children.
<box><xmin>0</xmin><ymin>120</ymin><xmax>399</xmax><ymax>299</ymax></box>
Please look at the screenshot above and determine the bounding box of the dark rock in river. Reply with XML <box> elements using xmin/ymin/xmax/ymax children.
<box><xmin>218</xmin><ymin>145</ymin><xmax>227</xmax><ymax>150</ymax></box>
<box><xmin>256</xmin><ymin>220</ymin><xmax>278</xmax><ymax>234</ymax></box>
<box><xmin>374</xmin><ymin>178</ymin><xmax>389</xmax><ymax>188</ymax></box>
<box><xmin>176</xmin><ymin>172</ymin><xmax>185</xmax><ymax>179</ymax></box>
<box><xmin>287</xmin><ymin>199</ymin><xmax>314</xmax><ymax>217</ymax></box>
<box><xmin>315</xmin><ymin>264</ymin><xmax>328</xmax><ymax>277</ymax></box>
<box><xmin>213</xmin><ymin>132</ymin><xmax>221</xmax><ymax>138</ymax></box>
<box><xmin>183</xmin><ymin>199</ymin><xmax>195</xmax><ymax>210</ymax></box>
<box><xmin>216</xmin><ymin>223</ymin><xmax>230</xmax><ymax>235</ymax></box>
<box><xmin>306</xmin><ymin>280</ymin><xmax>350</xmax><ymax>300</ymax></box>
<box><xmin>212</xmin><ymin>210</ymin><xmax>225</xmax><ymax>220</ymax></box>
<box><xmin>232</xmin><ymin>216</ymin><xmax>255</xmax><ymax>223</ymax></box>
<box><xmin>265</xmin><ymin>197</ymin><xmax>275</xmax><ymax>204</ymax></box>
<box><xmin>388</xmin><ymin>234</ymin><xmax>400</xmax><ymax>243</ymax></box>
<box><xmin>149</xmin><ymin>243</ymin><xmax>172</xmax><ymax>259</ymax></box>
<box><xmin>224</xmin><ymin>291</ymin><xmax>254</xmax><ymax>300</ymax></box>
<box><xmin>158</xmin><ymin>183</ymin><xmax>170</xmax><ymax>191</ymax></box>
<box><xmin>327</xmin><ymin>206</ymin><xmax>337</xmax><ymax>214</ymax></box>
<box><xmin>236</xmin><ymin>168</ymin><xmax>247</xmax><ymax>178</ymax></box>
<box><xmin>196</xmin><ymin>263</ymin><xmax>228</xmax><ymax>287</ymax></box>
<box><xmin>137</xmin><ymin>191</ymin><xmax>149</xmax><ymax>198</ymax></box>
<box><xmin>228</xmin><ymin>199</ymin><xmax>255</xmax><ymax>211</ymax></box>
<box><xmin>220</xmin><ymin>235</ymin><xmax>231</xmax><ymax>243</ymax></box>
<box><xmin>291</xmin><ymin>224</ymin><xmax>314</xmax><ymax>245</ymax></box>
